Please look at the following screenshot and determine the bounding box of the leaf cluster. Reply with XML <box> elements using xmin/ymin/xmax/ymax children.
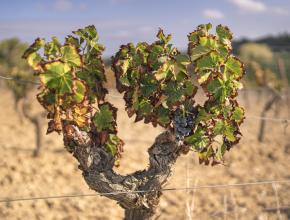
<box><xmin>113</xmin><ymin>24</ymin><xmax>245</xmax><ymax>164</ymax></box>
<box><xmin>23</xmin><ymin>26</ymin><xmax>123</xmax><ymax>159</ymax></box>
<box><xmin>112</xmin><ymin>29</ymin><xmax>196</xmax><ymax>128</ymax></box>
<box><xmin>24</xmin><ymin>23</ymin><xmax>245</xmax><ymax>165</ymax></box>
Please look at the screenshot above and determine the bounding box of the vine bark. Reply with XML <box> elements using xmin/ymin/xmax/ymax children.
<box><xmin>63</xmin><ymin>123</ymin><xmax>184</xmax><ymax>220</ymax></box>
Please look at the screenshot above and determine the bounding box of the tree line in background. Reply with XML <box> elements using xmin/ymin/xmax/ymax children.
<box><xmin>233</xmin><ymin>33</ymin><xmax>290</xmax><ymax>83</ymax></box>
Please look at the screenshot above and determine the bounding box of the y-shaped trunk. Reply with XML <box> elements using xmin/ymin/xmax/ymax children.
<box><xmin>62</xmin><ymin>123</ymin><xmax>183</xmax><ymax>220</ymax></box>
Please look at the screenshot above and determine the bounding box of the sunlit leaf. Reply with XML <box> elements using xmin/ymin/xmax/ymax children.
<box><xmin>61</xmin><ymin>45</ymin><xmax>82</xmax><ymax>67</ymax></box>
<box><xmin>73</xmin><ymin>80</ymin><xmax>87</xmax><ymax>103</ymax></box>
<box><xmin>232</xmin><ymin>107</ymin><xmax>245</xmax><ymax>123</ymax></box>
<box><xmin>26</xmin><ymin>52</ymin><xmax>42</xmax><ymax>71</ymax></box>
<box><xmin>224</xmin><ymin>56</ymin><xmax>244</xmax><ymax>80</ymax></box>
<box><xmin>40</xmin><ymin>61</ymin><xmax>73</xmax><ymax>95</ymax></box>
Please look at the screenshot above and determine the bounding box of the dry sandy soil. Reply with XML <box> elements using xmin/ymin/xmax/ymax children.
<box><xmin>0</xmin><ymin>87</ymin><xmax>290</xmax><ymax>220</ymax></box>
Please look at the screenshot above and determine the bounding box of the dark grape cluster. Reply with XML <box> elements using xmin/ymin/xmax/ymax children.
<box><xmin>173</xmin><ymin>106</ymin><xmax>198</xmax><ymax>141</ymax></box>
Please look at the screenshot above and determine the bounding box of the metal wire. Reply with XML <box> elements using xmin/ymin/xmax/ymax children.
<box><xmin>246</xmin><ymin>115</ymin><xmax>290</xmax><ymax>122</ymax></box>
<box><xmin>0</xmin><ymin>75</ymin><xmax>39</xmax><ymax>85</ymax></box>
<box><xmin>0</xmin><ymin>179</ymin><xmax>289</xmax><ymax>203</ymax></box>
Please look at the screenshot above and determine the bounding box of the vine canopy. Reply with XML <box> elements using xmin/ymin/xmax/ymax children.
<box><xmin>23</xmin><ymin>23</ymin><xmax>245</xmax><ymax>165</ymax></box>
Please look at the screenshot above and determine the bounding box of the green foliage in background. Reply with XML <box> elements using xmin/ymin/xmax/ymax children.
<box><xmin>239</xmin><ymin>43</ymin><xmax>274</xmax><ymax>67</ymax></box>
<box><xmin>238</xmin><ymin>43</ymin><xmax>283</xmax><ymax>89</ymax></box>
<box><xmin>0</xmin><ymin>38</ymin><xmax>34</xmax><ymax>103</ymax></box>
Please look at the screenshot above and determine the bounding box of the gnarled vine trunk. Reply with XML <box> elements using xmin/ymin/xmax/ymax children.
<box><xmin>124</xmin><ymin>208</ymin><xmax>156</xmax><ymax>220</ymax></box>
<box><xmin>62</xmin><ymin>123</ymin><xmax>183</xmax><ymax>220</ymax></box>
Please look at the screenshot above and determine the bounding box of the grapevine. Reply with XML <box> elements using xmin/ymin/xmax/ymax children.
<box><xmin>23</xmin><ymin>26</ymin><xmax>124</xmax><ymax>159</ymax></box>
<box><xmin>113</xmin><ymin>23</ymin><xmax>245</xmax><ymax>164</ymax></box>
<box><xmin>23</xmin><ymin>24</ymin><xmax>245</xmax><ymax>165</ymax></box>
<box><xmin>23</xmin><ymin>22</ymin><xmax>246</xmax><ymax>219</ymax></box>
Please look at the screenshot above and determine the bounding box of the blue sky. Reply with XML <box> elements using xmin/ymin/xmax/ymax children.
<box><xmin>0</xmin><ymin>0</ymin><xmax>290</xmax><ymax>56</ymax></box>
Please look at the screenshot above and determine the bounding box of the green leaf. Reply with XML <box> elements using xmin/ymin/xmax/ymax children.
<box><xmin>224</xmin><ymin>124</ymin><xmax>236</xmax><ymax>142</ymax></box>
<box><xmin>120</xmin><ymin>59</ymin><xmax>130</xmax><ymax>73</ymax></box>
<box><xmin>61</xmin><ymin>45</ymin><xmax>82</xmax><ymax>67</ymax></box>
<box><xmin>164</xmin><ymin>82</ymin><xmax>184</xmax><ymax>105</ymax></box>
<box><xmin>155</xmin><ymin>62</ymin><xmax>172</xmax><ymax>81</ymax></box>
<box><xmin>213</xmin><ymin>121</ymin><xmax>224</xmax><ymax>135</ymax></box>
<box><xmin>216</xmin><ymin>143</ymin><xmax>227</xmax><ymax>160</ymax></box>
<box><xmin>199</xmin><ymin>36</ymin><xmax>218</xmax><ymax>48</ymax></box>
<box><xmin>26</xmin><ymin>52</ymin><xmax>42</xmax><ymax>70</ymax></box>
<box><xmin>152</xmin><ymin>45</ymin><xmax>164</xmax><ymax>54</ymax></box>
<box><xmin>189</xmin><ymin>45</ymin><xmax>211</xmax><ymax>61</ymax></box>
<box><xmin>156</xmin><ymin>29</ymin><xmax>172</xmax><ymax>44</ymax></box>
<box><xmin>216</xmin><ymin>25</ymin><xmax>232</xmax><ymax>41</ymax></box>
<box><xmin>157</xmin><ymin>107</ymin><xmax>170</xmax><ymax>126</ymax></box>
<box><xmin>40</xmin><ymin>61</ymin><xmax>73</xmax><ymax>95</ymax></box>
<box><xmin>93</xmin><ymin>104</ymin><xmax>115</xmax><ymax>132</ymax></box>
<box><xmin>73</xmin><ymin>25</ymin><xmax>98</xmax><ymax>41</ymax></box>
<box><xmin>119</xmin><ymin>74</ymin><xmax>130</xmax><ymax>86</ymax></box>
<box><xmin>44</xmin><ymin>37</ymin><xmax>61</xmax><ymax>59</ymax></box>
<box><xmin>176</xmin><ymin>54</ymin><xmax>190</xmax><ymax>65</ymax></box>
<box><xmin>37</xmin><ymin>89</ymin><xmax>56</xmax><ymax>109</ymax></box>
<box><xmin>196</xmin><ymin>52</ymin><xmax>220</xmax><ymax>71</ymax></box>
<box><xmin>196</xmin><ymin>108</ymin><xmax>211</xmax><ymax>124</ymax></box>
<box><xmin>232</xmin><ymin>107</ymin><xmax>244</xmax><ymax>122</ymax></box>
<box><xmin>207</xmin><ymin>78</ymin><xmax>224</xmax><ymax>101</ymax></box>
<box><xmin>185</xmin><ymin>127</ymin><xmax>209</xmax><ymax>151</ymax></box>
<box><xmin>73</xmin><ymin>80</ymin><xmax>87</xmax><ymax>103</ymax></box>
<box><xmin>213</xmin><ymin>121</ymin><xmax>236</xmax><ymax>142</ymax></box>
<box><xmin>85</xmin><ymin>25</ymin><xmax>98</xmax><ymax>39</ymax></box>
<box><xmin>138</xmin><ymin>99</ymin><xmax>153</xmax><ymax>116</ymax></box>
<box><xmin>224</xmin><ymin>56</ymin><xmax>244</xmax><ymax>80</ymax></box>
<box><xmin>198</xmin><ymin>71</ymin><xmax>211</xmax><ymax>84</ymax></box>
<box><xmin>22</xmin><ymin>38</ymin><xmax>45</xmax><ymax>59</ymax></box>
<box><xmin>198</xmin><ymin>146</ymin><xmax>214</xmax><ymax>162</ymax></box>
<box><xmin>105</xmin><ymin>134</ymin><xmax>122</xmax><ymax>156</ymax></box>
<box><xmin>207</xmin><ymin>78</ymin><xmax>233</xmax><ymax>102</ymax></box>
<box><xmin>184</xmin><ymin>80</ymin><xmax>196</xmax><ymax>96</ymax></box>
<box><xmin>140</xmin><ymin>75</ymin><xmax>158</xmax><ymax>97</ymax></box>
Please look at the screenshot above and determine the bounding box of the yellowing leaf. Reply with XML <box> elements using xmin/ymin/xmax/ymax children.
<box><xmin>26</xmin><ymin>52</ymin><xmax>42</xmax><ymax>71</ymax></box>
<box><xmin>73</xmin><ymin>80</ymin><xmax>87</xmax><ymax>103</ymax></box>
<box><xmin>224</xmin><ymin>56</ymin><xmax>244</xmax><ymax>80</ymax></box>
<box><xmin>73</xmin><ymin>105</ymin><xmax>90</xmax><ymax>128</ymax></box>
<box><xmin>61</xmin><ymin>45</ymin><xmax>82</xmax><ymax>67</ymax></box>
<box><xmin>232</xmin><ymin>107</ymin><xmax>245</xmax><ymax>123</ymax></box>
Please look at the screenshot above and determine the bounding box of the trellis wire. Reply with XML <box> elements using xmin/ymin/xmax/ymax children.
<box><xmin>0</xmin><ymin>179</ymin><xmax>289</xmax><ymax>203</ymax></box>
<box><xmin>0</xmin><ymin>75</ymin><xmax>39</xmax><ymax>85</ymax></box>
<box><xmin>246</xmin><ymin>115</ymin><xmax>290</xmax><ymax>123</ymax></box>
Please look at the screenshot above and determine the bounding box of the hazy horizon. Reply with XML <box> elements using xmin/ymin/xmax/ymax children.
<box><xmin>1</xmin><ymin>0</ymin><xmax>290</xmax><ymax>55</ymax></box>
